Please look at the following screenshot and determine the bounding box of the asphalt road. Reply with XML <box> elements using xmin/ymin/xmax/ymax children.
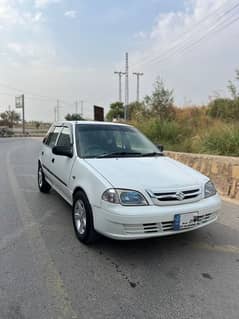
<box><xmin>0</xmin><ymin>138</ymin><xmax>239</xmax><ymax>319</ymax></box>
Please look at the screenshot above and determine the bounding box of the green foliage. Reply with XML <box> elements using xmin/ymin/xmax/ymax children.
<box><xmin>0</xmin><ymin>110</ymin><xmax>21</xmax><ymax>128</ymax></box>
<box><xmin>65</xmin><ymin>113</ymin><xmax>84</xmax><ymax>121</ymax></box>
<box><xmin>106</xmin><ymin>102</ymin><xmax>124</xmax><ymax>121</ymax></box>
<box><xmin>200</xmin><ymin>69</ymin><xmax>239</xmax><ymax>122</ymax></box>
<box><xmin>144</xmin><ymin>78</ymin><xmax>175</xmax><ymax>120</ymax></box>
<box><xmin>127</xmin><ymin>101</ymin><xmax>145</xmax><ymax>120</ymax></box>
<box><xmin>125</xmin><ymin>72</ymin><xmax>239</xmax><ymax>157</ymax></box>
<box><xmin>201</xmin><ymin>125</ymin><xmax>239</xmax><ymax>156</ymax></box>
<box><xmin>207</xmin><ymin>98</ymin><xmax>239</xmax><ymax>121</ymax></box>
<box><xmin>227</xmin><ymin>81</ymin><xmax>238</xmax><ymax>99</ymax></box>
<box><xmin>34</xmin><ymin>121</ymin><xmax>41</xmax><ymax>129</ymax></box>
<box><xmin>227</xmin><ymin>68</ymin><xmax>239</xmax><ymax>99</ymax></box>
<box><xmin>132</xmin><ymin>118</ymin><xmax>194</xmax><ymax>152</ymax></box>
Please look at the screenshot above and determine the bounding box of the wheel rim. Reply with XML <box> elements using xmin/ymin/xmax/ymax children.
<box><xmin>74</xmin><ymin>200</ymin><xmax>87</xmax><ymax>235</ymax></box>
<box><xmin>38</xmin><ymin>167</ymin><xmax>43</xmax><ymax>188</ymax></box>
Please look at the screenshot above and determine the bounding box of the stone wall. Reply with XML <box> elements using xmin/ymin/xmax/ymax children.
<box><xmin>165</xmin><ymin>151</ymin><xmax>239</xmax><ymax>201</ymax></box>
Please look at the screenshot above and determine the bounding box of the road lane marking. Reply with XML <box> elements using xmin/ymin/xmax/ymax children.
<box><xmin>0</xmin><ymin>210</ymin><xmax>56</xmax><ymax>252</ymax></box>
<box><xmin>6</xmin><ymin>146</ymin><xmax>79</xmax><ymax>319</ymax></box>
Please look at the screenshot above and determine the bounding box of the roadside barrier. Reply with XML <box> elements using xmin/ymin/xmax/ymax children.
<box><xmin>166</xmin><ymin>151</ymin><xmax>239</xmax><ymax>201</ymax></box>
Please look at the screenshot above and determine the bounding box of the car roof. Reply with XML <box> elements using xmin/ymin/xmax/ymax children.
<box><xmin>54</xmin><ymin>121</ymin><xmax>131</xmax><ymax>127</ymax></box>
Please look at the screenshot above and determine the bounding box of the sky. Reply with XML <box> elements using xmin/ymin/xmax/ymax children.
<box><xmin>0</xmin><ymin>0</ymin><xmax>239</xmax><ymax>121</ymax></box>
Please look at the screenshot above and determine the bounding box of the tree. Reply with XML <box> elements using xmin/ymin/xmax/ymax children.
<box><xmin>207</xmin><ymin>98</ymin><xmax>239</xmax><ymax>121</ymax></box>
<box><xmin>106</xmin><ymin>102</ymin><xmax>124</xmax><ymax>121</ymax></box>
<box><xmin>227</xmin><ymin>69</ymin><xmax>239</xmax><ymax>99</ymax></box>
<box><xmin>207</xmin><ymin>69</ymin><xmax>239</xmax><ymax>121</ymax></box>
<box><xmin>0</xmin><ymin>110</ymin><xmax>21</xmax><ymax>128</ymax></box>
<box><xmin>144</xmin><ymin>77</ymin><xmax>175</xmax><ymax>120</ymax></box>
<box><xmin>127</xmin><ymin>101</ymin><xmax>145</xmax><ymax>120</ymax></box>
<box><xmin>35</xmin><ymin>121</ymin><xmax>41</xmax><ymax>129</ymax></box>
<box><xmin>65</xmin><ymin>113</ymin><xmax>84</xmax><ymax>121</ymax></box>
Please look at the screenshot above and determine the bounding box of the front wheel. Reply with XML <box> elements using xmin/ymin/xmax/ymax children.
<box><xmin>38</xmin><ymin>165</ymin><xmax>51</xmax><ymax>193</ymax></box>
<box><xmin>72</xmin><ymin>191</ymin><xmax>99</xmax><ymax>244</ymax></box>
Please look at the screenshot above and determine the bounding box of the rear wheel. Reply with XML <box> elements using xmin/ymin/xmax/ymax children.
<box><xmin>72</xmin><ymin>191</ymin><xmax>99</xmax><ymax>244</ymax></box>
<box><xmin>38</xmin><ymin>165</ymin><xmax>51</xmax><ymax>193</ymax></box>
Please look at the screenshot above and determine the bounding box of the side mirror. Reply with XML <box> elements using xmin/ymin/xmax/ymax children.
<box><xmin>157</xmin><ymin>144</ymin><xmax>164</xmax><ymax>152</ymax></box>
<box><xmin>52</xmin><ymin>145</ymin><xmax>73</xmax><ymax>158</ymax></box>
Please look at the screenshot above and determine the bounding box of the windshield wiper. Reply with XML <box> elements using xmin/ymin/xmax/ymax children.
<box><xmin>97</xmin><ymin>151</ymin><xmax>142</xmax><ymax>158</ymax></box>
<box><xmin>141</xmin><ymin>152</ymin><xmax>164</xmax><ymax>157</ymax></box>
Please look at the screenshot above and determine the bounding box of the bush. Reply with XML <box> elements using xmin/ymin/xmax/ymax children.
<box><xmin>200</xmin><ymin>125</ymin><xmax>239</xmax><ymax>156</ymax></box>
<box><xmin>207</xmin><ymin>98</ymin><xmax>239</xmax><ymax>121</ymax></box>
<box><xmin>132</xmin><ymin>118</ymin><xmax>194</xmax><ymax>151</ymax></box>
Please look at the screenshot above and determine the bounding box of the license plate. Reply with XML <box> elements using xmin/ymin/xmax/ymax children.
<box><xmin>174</xmin><ymin>212</ymin><xmax>198</xmax><ymax>230</ymax></box>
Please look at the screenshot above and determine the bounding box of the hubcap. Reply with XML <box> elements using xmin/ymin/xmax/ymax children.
<box><xmin>74</xmin><ymin>200</ymin><xmax>87</xmax><ymax>235</ymax></box>
<box><xmin>38</xmin><ymin>167</ymin><xmax>43</xmax><ymax>188</ymax></box>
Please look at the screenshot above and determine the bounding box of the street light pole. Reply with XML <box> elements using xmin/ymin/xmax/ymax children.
<box><xmin>114</xmin><ymin>71</ymin><xmax>125</xmax><ymax>102</ymax></box>
<box><xmin>133</xmin><ymin>72</ymin><xmax>144</xmax><ymax>102</ymax></box>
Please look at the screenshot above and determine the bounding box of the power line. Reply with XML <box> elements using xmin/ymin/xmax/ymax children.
<box><xmin>132</xmin><ymin>0</ymin><xmax>239</xmax><ymax>69</ymax></box>
<box><xmin>143</xmin><ymin>9</ymin><xmax>239</xmax><ymax>68</ymax></box>
<box><xmin>0</xmin><ymin>82</ymin><xmax>76</xmax><ymax>106</ymax></box>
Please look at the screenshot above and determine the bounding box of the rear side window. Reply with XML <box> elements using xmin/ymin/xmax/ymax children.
<box><xmin>46</xmin><ymin>126</ymin><xmax>62</xmax><ymax>148</ymax></box>
<box><xmin>57</xmin><ymin>127</ymin><xmax>72</xmax><ymax>147</ymax></box>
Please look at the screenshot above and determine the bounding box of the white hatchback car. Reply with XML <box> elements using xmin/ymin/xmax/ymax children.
<box><xmin>38</xmin><ymin>121</ymin><xmax>221</xmax><ymax>244</ymax></box>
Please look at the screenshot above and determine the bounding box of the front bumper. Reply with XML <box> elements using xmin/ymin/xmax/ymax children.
<box><xmin>93</xmin><ymin>194</ymin><xmax>221</xmax><ymax>240</ymax></box>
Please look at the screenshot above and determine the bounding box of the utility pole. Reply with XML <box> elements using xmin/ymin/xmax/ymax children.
<box><xmin>22</xmin><ymin>94</ymin><xmax>25</xmax><ymax>135</ymax></box>
<box><xmin>56</xmin><ymin>99</ymin><xmax>60</xmax><ymax>121</ymax></box>
<box><xmin>133</xmin><ymin>72</ymin><xmax>144</xmax><ymax>102</ymax></box>
<box><xmin>75</xmin><ymin>100</ymin><xmax>79</xmax><ymax>114</ymax></box>
<box><xmin>80</xmin><ymin>100</ymin><xmax>84</xmax><ymax>117</ymax></box>
<box><xmin>114</xmin><ymin>71</ymin><xmax>125</xmax><ymax>102</ymax></box>
<box><xmin>54</xmin><ymin>106</ymin><xmax>57</xmax><ymax>121</ymax></box>
<box><xmin>124</xmin><ymin>52</ymin><xmax>129</xmax><ymax>120</ymax></box>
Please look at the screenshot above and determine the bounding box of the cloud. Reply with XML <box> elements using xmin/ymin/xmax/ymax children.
<box><xmin>0</xmin><ymin>1</ymin><xmax>44</xmax><ymax>27</ymax></box>
<box><xmin>130</xmin><ymin>0</ymin><xmax>239</xmax><ymax>105</ymax></box>
<box><xmin>7</xmin><ymin>42</ymin><xmax>56</xmax><ymax>61</ymax></box>
<box><xmin>133</xmin><ymin>31</ymin><xmax>147</xmax><ymax>39</ymax></box>
<box><xmin>35</xmin><ymin>0</ymin><xmax>61</xmax><ymax>9</ymax></box>
<box><xmin>132</xmin><ymin>0</ymin><xmax>234</xmax><ymax>65</ymax></box>
<box><xmin>64</xmin><ymin>10</ymin><xmax>78</xmax><ymax>19</ymax></box>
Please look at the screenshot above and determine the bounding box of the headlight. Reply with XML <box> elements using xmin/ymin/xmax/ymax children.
<box><xmin>204</xmin><ymin>180</ymin><xmax>217</xmax><ymax>198</ymax></box>
<box><xmin>102</xmin><ymin>189</ymin><xmax>148</xmax><ymax>206</ymax></box>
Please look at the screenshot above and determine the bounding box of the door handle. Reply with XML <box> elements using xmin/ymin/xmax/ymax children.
<box><xmin>52</xmin><ymin>158</ymin><xmax>55</xmax><ymax>163</ymax></box>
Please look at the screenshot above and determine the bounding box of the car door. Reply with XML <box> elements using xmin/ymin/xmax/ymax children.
<box><xmin>41</xmin><ymin>126</ymin><xmax>63</xmax><ymax>184</ymax></box>
<box><xmin>50</xmin><ymin>124</ymin><xmax>76</xmax><ymax>202</ymax></box>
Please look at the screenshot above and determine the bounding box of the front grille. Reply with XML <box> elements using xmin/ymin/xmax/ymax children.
<box><xmin>124</xmin><ymin>212</ymin><xmax>216</xmax><ymax>235</ymax></box>
<box><xmin>148</xmin><ymin>187</ymin><xmax>201</xmax><ymax>206</ymax></box>
<box><xmin>161</xmin><ymin>212</ymin><xmax>216</xmax><ymax>232</ymax></box>
<box><xmin>124</xmin><ymin>223</ymin><xmax>161</xmax><ymax>234</ymax></box>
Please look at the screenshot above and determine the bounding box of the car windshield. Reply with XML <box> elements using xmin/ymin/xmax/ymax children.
<box><xmin>75</xmin><ymin>124</ymin><xmax>160</xmax><ymax>158</ymax></box>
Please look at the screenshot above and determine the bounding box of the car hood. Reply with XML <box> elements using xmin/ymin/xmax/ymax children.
<box><xmin>85</xmin><ymin>156</ymin><xmax>208</xmax><ymax>190</ymax></box>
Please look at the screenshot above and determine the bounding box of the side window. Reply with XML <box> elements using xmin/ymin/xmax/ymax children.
<box><xmin>46</xmin><ymin>126</ymin><xmax>62</xmax><ymax>148</ymax></box>
<box><xmin>57</xmin><ymin>127</ymin><xmax>72</xmax><ymax>147</ymax></box>
<box><xmin>43</xmin><ymin>125</ymin><xmax>54</xmax><ymax>144</ymax></box>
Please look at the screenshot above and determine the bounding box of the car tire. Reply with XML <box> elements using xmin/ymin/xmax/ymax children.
<box><xmin>38</xmin><ymin>164</ymin><xmax>51</xmax><ymax>193</ymax></box>
<box><xmin>72</xmin><ymin>191</ymin><xmax>99</xmax><ymax>244</ymax></box>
